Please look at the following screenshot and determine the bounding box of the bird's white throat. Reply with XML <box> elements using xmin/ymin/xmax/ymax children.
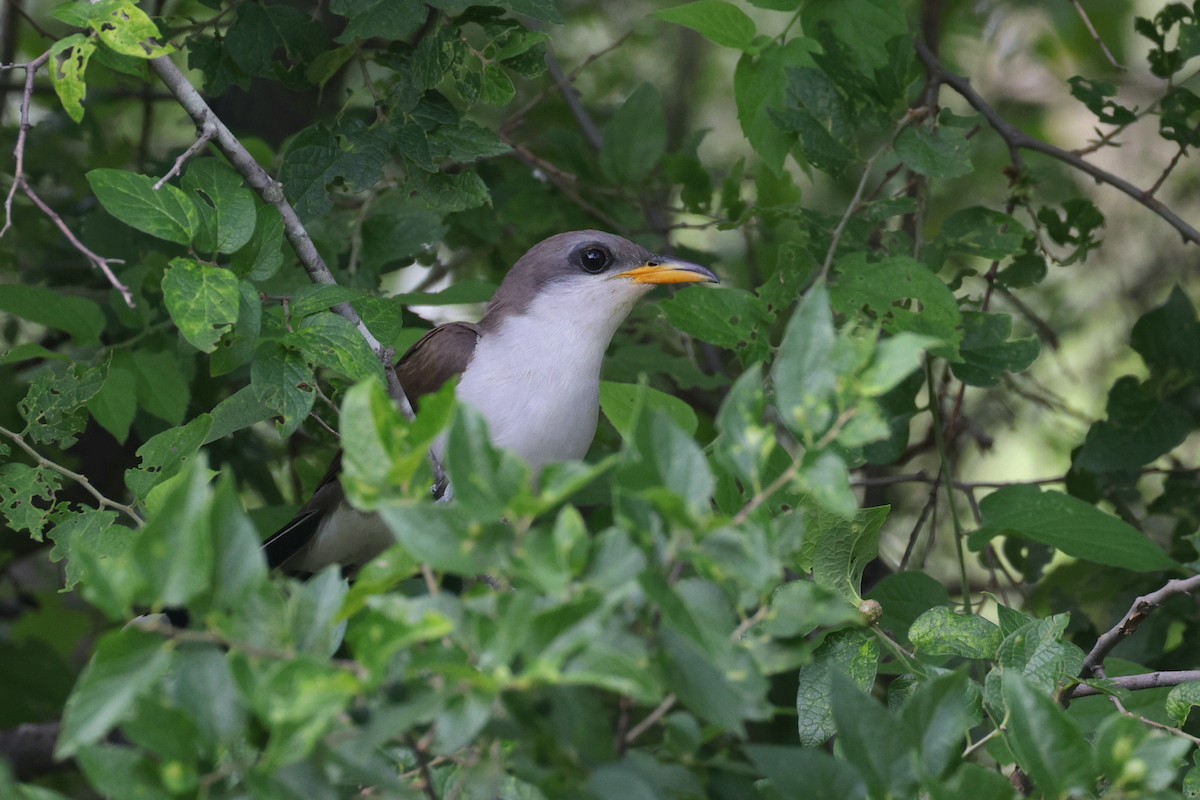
<box><xmin>456</xmin><ymin>276</ymin><xmax>649</xmax><ymax>469</ymax></box>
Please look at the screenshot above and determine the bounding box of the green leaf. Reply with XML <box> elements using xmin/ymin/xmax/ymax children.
<box><xmin>497</xmin><ymin>0</ymin><xmax>563</xmax><ymax>24</ymax></box>
<box><xmin>251</xmin><ymin>342</ymin><xmax>317</xmax><ymax>438</ymax></box>
<box><xmin>281</xmin><ymin>120</ymin><xmax>392</xmax><ymax>220</ymax></box>
<box><xmin>866</xmin><ymin>571</ymin><xmax>951</xmax><ymax>642</ymax></box>
<box><xmin>1166</xmin><ymin>682</ymin><xmax>1200</xmax><ymax>726</ymax></box>
<box><xmin>621</xmin><ymin>408</ymin><xmax>714</xmax><ymax>521</ymax></box>
<box><xmin>992</xmin><ymin>616</ymin><xmax>1085</xmax><ymax>698</ymax></box>
<box><xmin>133</xmin><ymin>452</ymin><xmax>214</xmax><ymax>609</ymax></box>
<box><xmin>204</xmin><ymin>385</ymin><xmax>275</xmax><ymax>442</ymax></box>
<box><xmin>796</xmin><ymin>627</ymin><xmax>879</xmax><ymax>746</ymax></box>
<box><xmin>89</xmin><ymin>0</ymin><xmax>173</xmax><ymax>59</ymax></box>
<box><xmin>86</xmin><ymin>169</ymin><xmax>198</xmax><ymax>245</ymax></box>
<box><xmin>746</xmin><ymin>745</ymin><xmax>867</xmax><ymax>800</ymax></box>
<box><xmin>210</xmin><ymin>474</ymin><xmax>269</xmax><ymax>609</ymax></box>
<box><xmin>970</xmin><ymin>485</ymin><xmax>1178</xmax><ymax>572</ymax></box>
<box><xmin>653</xmin><ymin>1</ymin><xmax>757</xmax><ymax>50</ymax></box>
<box><xmin>87</xmin><ymin>359</ymin><xmax>138</xmax><ymax>443</ymax></box>
<box><xmin>0</xmin><ymin>285</ymin><xmax>105</xmax><ymax>346</ymax></box>
<box><xmin>805</xmin><ymin>504</ymin><xmax>888</xmax><ymax>603</ymax></box>
<box><xmin>47</xmin><ymin>509</ymin><xmax>121</xmax><ymax>591</ymax></box>
<box><xmin>770</xmin><ymin>67</ymin><xmax>855</xmax><ymax>175</ymax></box>
<box><xmin>331</xmin><ymin>0</ymin><xmax>426</xmax><ymax>44</ymax></box>
<box><xmin>445</xmin><ymin>403</ymin><xmax>531</xmax><ymax>517</ymax></box>
<box><xmin>288</xmin><ymin>312</ymin><xmax>384</xmax><ymax>383</ymax></box>
<box><xmin>381</xmin><ymin>504</ymin><xmax>503</xmax><ymax>575</ymax></box>
<box><xmin>950</xmin><ymin>312</ymin><xmax>1039</xmax><ymax>387</ymax></box>
<box><xmin>49</xmin><ymin>34</ymin><xmax>96</xmax><ymax>123</ymax></box>
<box><xmin>600</xmin><ymin>83</ymin><xmax>667</xmax><ymax>184</ymax></box>
<box><xmin>1076</xmin><ymin>376</ymin><xmax>1194</xmax><ymax>473</ymax></box>
<box><xmin>162</xmin><ymin>258</ymin><xmax>240</xmax><ymax>353</ymax></box>
<box><xmin>714</xmin><ymin>364</ymin><xmax>775</xmax><ymax>491</ymax></box>
<box><xmin>661</xmin><ymin>628</ymin><xmax>768</xmax><ymax>733</ymax></box>
<box><xmin>124</xmin><ymin>414</ymin><xmax>213</xmax><ymax>502</ymax></box>
<box><xmin>901</xmin><ymin>670</ymin><xmax>980</xmax><ymax>779</ymax></box>
<box><xmin>773</xmin><ymin>285</ymin><xmax>837</xmax><ymax>438</ymax></box>
<box><xmin>230</xmin><ymin>205</ymin><xmax>285</xmax><ymax>279</ymax></box>
<box><xmin>800</xmin><ymin>0</ymin><xmax>907</xmax><ymax>74</ymax></box>
<box><xmin>0</xmin><ymin>464</ymin><xmax>61</xmax><ymax>540</ymax></box>
<box><xmin>938</xmin><ymin>207</ymin><xmax>1029</xmax><ymax>260</ymax></box>
<box><xmin>1131</xmin><ymin>286</ymin><xmax>1200</xmax><ymax>376</ymax></box>
<box><xmin>831</xmin><ymin>254</ymin><xmax>963</xmax><ymax>358</ymax></box>
<box><xmin>659</xmin><ymin>287</ymin><xmax>771</xmax><ymax>363</ymax></box>
<box><xmin>19</xmin><ymin>362</ymin><xmax>104</xmax><ymax>447</ymax></box>
<box><xmin>734</xmin><ymin>38</ymin><xmax>818</xmax><ymax>174</ymax></box>
<box><xmin>894</xmin><ymin>125</ymin><xmax>973</xmax><ymax>178</ymax></box>
<box><xmin>182</xmin><ymin>159</ymin><xmax>256</xmax><ymax>255</ymax></box>
<box><xmin>1001</xmin><ymin>672</ymin><xmax>1096</xmax><ymax>797</ymax></box>
<box><xmin>831</xmin><ymin>676</ymin><xmax>919</xmax><ymax>799</ymax></box>
<box><xmin>57</xmin><ymin>628</ymin><xmax>173</xmax><ymax>758</ymax></box>
<box><xmin>1068</xmin><ymin>76</ymin><xmax>1137</xmax><ymax>125</ymax></box>
<box><xmin>600</xmin><ymin>380</ymin><xmax>698</xmax><ymax>439</ymax></box>
<box><xmin>339</xmin><ymin>379</ymin><xmax>453</xmax><ymax>507</ymax></box>
<box><xmin>798</xmin><ymin>450</ymin><xmax>856</xmax><ymax>518</ymax></box>
<box><xmin>909</xmin><ymin>606</ymin><xmax>1002</xmax><ymax>659</ymax></box>
<box><xmin>211</xmin><ymin>281</ymin><xmax>263</xmax><ymax>376</ymax></box>
<box><xmin>859</xmin><ymin>332</ymin><xmax>940</xmax><ymax>396</ymax></box>
<box><xmin>129</xmin><ymin>348</ymin><xmax>191</xmax><ymax>426</ymax></box>
<box><xmin>289</xmin><ymin>285</ymin><xmax>366</xmax><ymax>319</ymax></box>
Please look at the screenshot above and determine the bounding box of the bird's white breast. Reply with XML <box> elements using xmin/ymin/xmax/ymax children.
<box><xmin>455</xmin><ymin>277</ymin><xmax>646</xmax><ymax>469</ymax></box>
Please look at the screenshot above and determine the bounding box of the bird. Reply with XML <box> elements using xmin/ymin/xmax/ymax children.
<box><xmin>263</xmin><ymin>230</ymin><xmax>718</xmax><ymax>575</ymax></box>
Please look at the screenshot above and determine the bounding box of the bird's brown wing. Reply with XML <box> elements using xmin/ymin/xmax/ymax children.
<box><xmin>393</xmin><ymin>322</ymin><xmax>482</xmax><ymax>407</ymax></box>
<box><xmin>263</xmin><ymin>321</ymin><xmax>481</xmax><ymax>570</ymax></box>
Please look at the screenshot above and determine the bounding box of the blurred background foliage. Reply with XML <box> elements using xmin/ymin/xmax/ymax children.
<box><xmin>2</xmin><ymin>0</ymin><xmax>1200</xmax><ymax>797</ymax></box>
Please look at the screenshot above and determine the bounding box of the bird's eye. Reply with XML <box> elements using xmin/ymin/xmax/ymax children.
<box><xmin>579</xmin><ymin>246</ymin><xmax>612</xmax><ymax>274</ymax></box>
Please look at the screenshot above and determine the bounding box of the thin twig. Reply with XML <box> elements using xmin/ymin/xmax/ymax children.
<box><xmin>404</xmin><ymin>733</ymin><xmax>441</xmax><ymax>800</ymax></box>
<box><xmin>0</xmin><ymin>425</ymin><xmax>144</xmax><ymax>527</ymax></box>
<box><xmin>1146</xmin><ymin>136</ymin><xmax>1192</xmax><ymax>198</ymax></box>
<box><xmin>1068</xmin><ymin>0</ymin><xmax>1124</xmax><ymax>70</ymax></box>
<box><xmin>817</xmin><ymin>107</ymin><xmax>927</xmax><ymax>283</ymax></box>
<box><xmin>501</xmin><ymin>31</ymin><xmax>633</xmax><ymax>137</ymax></box>
<box><xmin>153</xmin><ymin>118</ymin><xmax>217</xmax><ymax>190</ymax></box>
<box><xmin>624</xmin><ymin>694</ymin><xmax>677</xmax><ymax>746</ymax></box>
<box><xmin>915</xmin><ymin>37</ymin><xmax>1200</xmax><ymax>246</ymax></box>
<box><xmin>1108</xmin><ymin>693</ymin><xmax>1200</xmax><ymax>746</ymax></box>
<box><xmin>2</xmin><ymin>50</ymin><xmax>135</xmax><ymax>306</ymax></box>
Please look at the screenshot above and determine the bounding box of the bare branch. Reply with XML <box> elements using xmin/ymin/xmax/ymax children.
<box><xmin>1068</xmin><ymin>670</ymin><xmax>1200</xmax><ymax>699</ymax></box>
<box><xmin>914</xmin><ymin>37</ymin><xmax>1200</xmax><ymax>246</ymax></box>
<box><xmin>153</xmin><ymin>117</ymin><xmax>218</xmax><ymax>190</ymax></box>
<box><xmin>1080</xmin><ymin>575</ymin><xmax>1200</xmax><ymax>678</ymax></box>
<box><xmin>1</xmin><ymin>50</ymin><xmax>136</xmax><ymax>307</ymax></box>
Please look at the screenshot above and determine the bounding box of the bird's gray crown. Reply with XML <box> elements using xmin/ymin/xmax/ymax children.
<box><xmin>481</xmin><ymin>230</ymin><xmax>654</xmax><ymax>327</ymax></box>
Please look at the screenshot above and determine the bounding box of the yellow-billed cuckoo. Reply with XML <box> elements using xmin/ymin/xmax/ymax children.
<box><xmin>263</xmin><ymin>230</ymin><xmax>718</xmax><ymax>574</ymax></box>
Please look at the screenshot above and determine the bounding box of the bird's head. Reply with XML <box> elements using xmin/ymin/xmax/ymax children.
<box><xmin>481</xmin><ymin>230</ymin><xmax>718</xmax><ymax>334</ymax></box>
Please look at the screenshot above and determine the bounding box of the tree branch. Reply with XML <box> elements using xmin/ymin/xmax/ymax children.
<box><xmin>1</xmin><ymin>50</ymin><xmax>134</xmax><ymax>307</ymax></box>
<box><xmin>1067</xmin><ymin>670</ymin><xmax>1200</xmax><ymax>699</ymax></box>
<box><xmin>145</xmin><ymin>54</ymin><xmax>448</xmax><ymax>485</ymax></box>
<box><xmin>145</xmin><ymin>55</ymin><xmax>418</xmax><ymax>418</ymax></box>
<box><xmin>0</xmin><ymin>423</ymin><xmax>144</xmax><ymax>526</ymax></box>
<box><xmin>914</xmin><ymin>37</ymin><xmax>1200</xmax><ymax>247</ymax></box>
<box><xmin>1079</xmin><ymin>575</ymin><xmax>1200</xmax><ymax>678</ymax></box>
